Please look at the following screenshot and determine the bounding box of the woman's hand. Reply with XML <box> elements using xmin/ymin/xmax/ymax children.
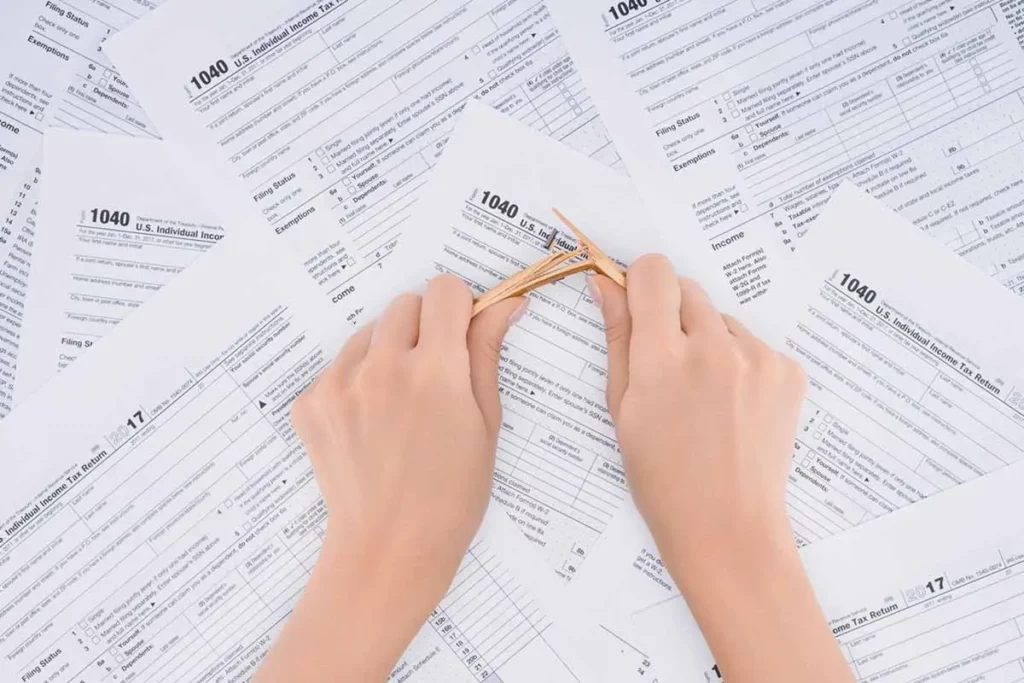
<box><xmin>255</xmin><ymin>275</ymin><xmax>524</xmax><ymax>683</ymax></box>
<box><xmin>590</xmin><ymin>254</ymin><xmax>806</xmax><ymax>572</ymax></box>
<box><xmin>590</xmin><ymin>255</ymin><xmax>853</xmax><ymax>683</ymax></box>
<box><xmin>294</xmin><ymin>274</ymin><xmax>523</xmax><ymax>605</ymax></box>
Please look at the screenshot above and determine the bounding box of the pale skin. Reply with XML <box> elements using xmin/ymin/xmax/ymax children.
<box><xmin>254</xmin><ymin>256</ymin><xmax>856</xmax><ymax>683</ymax></box>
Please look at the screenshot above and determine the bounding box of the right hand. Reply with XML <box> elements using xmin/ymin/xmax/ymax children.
<box><xmin>588</xmin><ymin>255</ymin><xmax>807</xmax><ymax>584</ymax></box>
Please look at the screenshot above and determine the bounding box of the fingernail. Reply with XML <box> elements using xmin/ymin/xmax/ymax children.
<box><xmin>509</xmin><ymin>298</ymin><xmax>529</xmax><ymax>327</ymax></box>
<box><xmin>586</xmin><ymin>274</ymin><xmax>603</xmax><ymax>307</ymax></box>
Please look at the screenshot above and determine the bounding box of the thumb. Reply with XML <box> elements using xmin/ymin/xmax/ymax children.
<box><xmin>468</xmin><ymin>297</ymin><xmax>527</xmax><ymax>434</ymax></box>
<box><xmin>589</xmin><ymin>274</ymin><xmax>630</xmax><ymax>421</ymax></box>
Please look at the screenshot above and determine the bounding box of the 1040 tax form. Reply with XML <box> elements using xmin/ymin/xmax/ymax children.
<box><xmin>0</xmin><ymin>0</ymin><xmax>174</xmax><ymax>419</ymax></box>
<box><xmin>107</xmin><ymin>0</ymin><xmax>622</xmax><ymax>324</ymax></box>
<box><xmin>15</xmin><ymin>131</ymin><xmax>224</xmax><ymax>403</ymax></box>
<box><xmin>547</xmin><ymin>0</ymin><xmax>1024</xmax><ymax>306</ymax></box>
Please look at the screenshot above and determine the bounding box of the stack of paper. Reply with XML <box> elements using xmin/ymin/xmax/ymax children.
<box><xmin>1</xmin><ymin>1</ymin><xmax>1024</xmax><ymax>681</ymax></box>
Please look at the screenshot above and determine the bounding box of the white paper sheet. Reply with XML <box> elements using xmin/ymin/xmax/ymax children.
<box><xmin>0</xmin><ymin>216</ymin><xmax>625</xmax><ymax>683</ymax></box>
<box><xmin>15</xmin><ymin>130</ymin><xmax>224</xmax><ymax>403</ymax></box>
<box><xmin>565</xmin><ymin>184</ymin><xmax>1024</xmax><ymax>680</ymax></box>
<box><xmin>546</xmin><ymin>0</ymin><xmax>1024</xmax><ymax>307</ymax></box>
<box><xmin>0</xmin><ymin>0</ymin><xmax>169</xmax><ymax>418</ymax></box>
<box><xmin>106</xmin><ymin>0</ymin><xmax>625</xmax><ymax>327</ymax></box>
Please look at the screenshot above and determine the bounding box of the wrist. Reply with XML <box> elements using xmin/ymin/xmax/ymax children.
<box><xmin>661</xmin><ymin>519</ymin><xmax>850</xmax><ymax>683</ymax></box>
<box><xmin>255</xmin><ymin>531</ymin><xmax>436</xmax><ymax>683</ymax></box>
<box><xmin>306</xmin><ymin>533</ymin><xmax>438</xmax><ymax>670</ymax></box>
<box><xmin>658</xmin><ymin>511</ymin><xmax>798</xmax><ymax>598</ymax></box>
<box><xmin>318</xmin><ymin>529</ymin><xmax>444</xmax><ymax>623</ymax></box>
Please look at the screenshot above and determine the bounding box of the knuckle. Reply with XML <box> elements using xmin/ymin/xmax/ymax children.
<box><xmin>785</xmin><ymin>356</ymin><xmax>808</xmax><ymax>390</ymax></box>
<box><xmin>356</xmin><ymin>357</ymin><xmax>403</xmax><ymax>392</ymax></box>
<box><xmin>719</xmin><ymin>346</ymin><xmax>749</xmax><ymax>382</ymax></box>
<box><xmin>693</xmin><ymin>338</ymin><xmax>734</xmax><ymax>367</ymax></box>
<box><xmin>604</xmin><ymin>318</ymin><xmax>631</xmax><ymax>347</ymax></box>
<box><xmin>631</xmin><ymin>346</ymin><xmax>684</xmax><ymax>386</ymax></box>
<box><xmin>743</xmin><ymin>339</ymin><xmax>776</xmax><ymax>370</ymax></box>
<box><xmin>392</xmin><ymin>291</ymin><xmax>423</xmax><ymax>311</ymax></box>
<box><xmin>722</xmin><ymin>313</ymin><xmax>746</xmax><ymax>337</ymax></box>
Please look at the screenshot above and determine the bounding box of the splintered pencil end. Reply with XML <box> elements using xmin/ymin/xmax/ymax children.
<box><xmin>472</xmin><ymin>210</ymin><xmax>627</xmax><ymax>317</ymax></box>
<box><xmin>551</xmin><ymin>207</ymin><xmax>626</xmax><ymax>288</ymax></box>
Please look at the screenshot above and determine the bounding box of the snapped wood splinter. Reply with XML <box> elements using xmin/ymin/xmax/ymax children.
<box><xmin>472</xmin><ymin>208</ymin><xmax>626</xmax><ymax>317</ymax></box>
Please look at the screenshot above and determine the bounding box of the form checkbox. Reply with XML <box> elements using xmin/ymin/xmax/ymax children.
<box><xmin>732</xmin><ymin>110</ymin><xmax>740</xmax><ymax>118</ymax></box>
<box><xmin>472</xmin><ymin>45</ymin><xmax>480</xmax><ymax>54</ymax></box>
<box><xmin>740</xmin><ymin>203</ymin><xmax>748</xmax><ymax>212</ymax></box>
<box><xmin>86</xmin><ymin>628</ymin><xmax>95</xmax><ymax>636</ymax></box>
<box><xmin>724</xmin><ymin>91</ymin><xmax>733</xmax><ymax>100</ymax></box>
<box><xmin>104</xmin><ymin>69</ymin><xmax>112</xmax><ymax>77</ymax></box>
<box><xmin>225</xmin><ymin>498</ymin><xmax>234</xmax><ymax>508</ymax></box>
<box><xmin>889</xmin><ymin>11</ymin><xmax>897</xmax><ymax>19</ymax></box>
<box><xmin>35</xmin><ymin>111</ymin><xmax>43</xmax><ymax>121</ymax></box>
<box><xmin>93</xmin><ymin>637</ymin><xmax>101</xmax><ymax>644</ymax></box>
<box><xmin>813</xmin><ymin>433</ymin><xmax>821</xmax><ymax>440</ymax></box>
<box><xmin>343</xmin><ymin>177</ymin><xmax>352</xmax><ymax>185</ymax></box>
<box><xmin>983</xmin><ymin>84</ymin><xmax>991</xmax><ymax>93</ymax></box>
<box><xmin>488</xmin><ymin>70</ymin><xmax>496</xmax><ymax>79</ymax></box>
<box><xmin>902</xmin><ymin>38</ymin><xmax>910</xmax><ymax>46</ymax></box>
<box><xmin>244</xmin><ymin>522</ymin><xmax>252</xmax><ymax>531</ymax></box>
<box><xmin>750</xmin><ymin>134</ymin><xmax>757</xmax><ymax>142</ymax></box>
<box><xmin>824</xmin><ymin>415</ymin><xmax>832</xmax><ymax>423</ymax></box>
<box><xmin>116</xmin><ymin>655</ymin><xmax>124</xmax><ymax>663</ymax></box>
<box><xmin>727</xmin><ymin>100</ymin><xmax>736</xmax><ymax>109</ymax></box>
<box><xmin>573</xmin><ymin>107</ymin><xmax>583</xmax><ymax>116</ymax></box>
<box><xmin>317</xmin><ymin>148</ymin><xmax>327</xmax><ymax>158</ymax></box>
<box><xmin>568</xmin><ymin>98</ymin><xmax>577</xmax><ymax>106</ymax></box>
<box><xmin>100</xmin><ymin>79</ymin><xmax>108</xmax><ymax>87</ymax></box>
<box><xmin>745</xmin><ymin>124</ymin><xmax>754</xmax><ymax>133</ymax></box>
<box><xmin>327</xmin><ymin>165</ymin><xmax>336</xmax><ymax>173</ymax></box>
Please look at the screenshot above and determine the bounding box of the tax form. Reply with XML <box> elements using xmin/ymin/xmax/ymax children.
<box><xmin>0</xmin><ymin>223</ymin><xmax>625</xmax><ymax>683</ymax></box>
<box><xmin>811</xmin><ymin>453</ymin><xmax>1024</xmax><ymax>683</ymax></box>
<box><xmin>15</xmin><ymin>130</ymin><xmax>224</xmax><ymax>403</ymax></box>
<box><xmin>575</xmin><ymin>409</ymin><xmax>1024</xmax><ymax>683</ymax></box>
<box><xmin>0</xmin><ymin>0</ymin><xmax>168</xmax><ymax>418</ymax></box>
<box><xmin>0</xmin><ymin>0</ymin><xmax>160</xmax><ymax>245</ymax></box>
<box><xmin>565</xmin><ymin>183</ymin><xmax>1024</xmax><ymax>679</ymax></box>
<box><xmin>106</xmin><ymin>0</ymin><xmax>622</xmax><ymax>322</ymax></box>
<box><xmin>546</xmin><ymin>0</ymin><xmax>1024</xmax><ymax>305</ymax></box>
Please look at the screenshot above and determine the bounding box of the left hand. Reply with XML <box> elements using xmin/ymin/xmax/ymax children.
<box><xmin>292</xmin><ymin>274</ymin><xmax>525</xmax><ymax>615</ymax></box>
